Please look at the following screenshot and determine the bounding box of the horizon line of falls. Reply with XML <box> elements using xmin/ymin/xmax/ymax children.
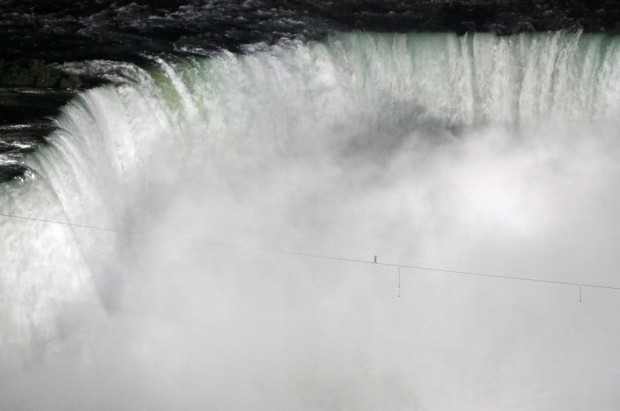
<box><xmin>2</xmin><ymin>32</ymin><xmax>620</xmax><ymax>410</ymax></box>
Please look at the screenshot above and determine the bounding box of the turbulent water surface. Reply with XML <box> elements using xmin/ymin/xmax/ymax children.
<box><xmin>2</xmin><ymin>32</ymin><xmax>620</xmax><ymax>410</ymax></box>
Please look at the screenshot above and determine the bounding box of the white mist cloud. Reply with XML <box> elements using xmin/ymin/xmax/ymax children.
<box><xmin>2</xmin><ymin>32</ymin><xmax>620</xmax><ymax>410</ymax></box>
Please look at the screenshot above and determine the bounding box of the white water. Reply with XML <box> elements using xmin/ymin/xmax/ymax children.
<box><xmin>2</xmin><ymin>32</ymin><xmax>620</xmax><ymax>410</ymax></box>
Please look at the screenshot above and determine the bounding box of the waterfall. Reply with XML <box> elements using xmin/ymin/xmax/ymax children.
<box><xmin>1</xmin><ymin>32</ymin><xmax>619</xmax><ymax>410</ymax></box>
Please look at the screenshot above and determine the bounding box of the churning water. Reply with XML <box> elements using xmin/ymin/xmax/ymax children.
<box><xmin>1</xmin><ymin>32</ymin><xmax>620</xmax><ymax>410</ymax></box>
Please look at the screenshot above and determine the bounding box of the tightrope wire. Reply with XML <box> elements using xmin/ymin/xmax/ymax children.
<box><xmin>1</xmin><ymin>211</ymin><xmax>619</xmax><ymax>292</ymax></box>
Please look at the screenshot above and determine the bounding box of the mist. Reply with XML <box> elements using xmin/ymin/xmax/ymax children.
<box><xmin>1</xmin><ymin>32</ymin><xmax>620</xmax><ymax>410</ymax></box>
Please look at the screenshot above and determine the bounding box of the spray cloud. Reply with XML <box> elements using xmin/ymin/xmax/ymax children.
<box><xmin>1</xmin><ymin>32</ymin><xmax>620</xmax><ymax>410</ymax></box>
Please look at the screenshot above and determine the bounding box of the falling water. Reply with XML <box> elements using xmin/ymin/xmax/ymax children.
<box><xmin>1</xmin><ymin>32</ymin><xmax>620</xmax><ymax>410</ymax></box>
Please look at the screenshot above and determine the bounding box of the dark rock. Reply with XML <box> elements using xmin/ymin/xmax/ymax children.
<box><xmin>0</xmin><ymin>60</ymin><xmax>83</xmax><ymax>89</ymax></box>
<box><xmin>0</xmin><ymin>163</ymin><xmax>28</xmax><ymax>182</ymax></box>
<box><xmin>0</xmin><ymin>87</ymin><xmax>79</xmax><ymax>182</ymax></box>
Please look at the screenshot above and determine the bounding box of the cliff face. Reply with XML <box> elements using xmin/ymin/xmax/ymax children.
<box><xmin>0</xmin><ymin>0</ymin><xmax>619</xmax><ymax>182</ymax></box>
